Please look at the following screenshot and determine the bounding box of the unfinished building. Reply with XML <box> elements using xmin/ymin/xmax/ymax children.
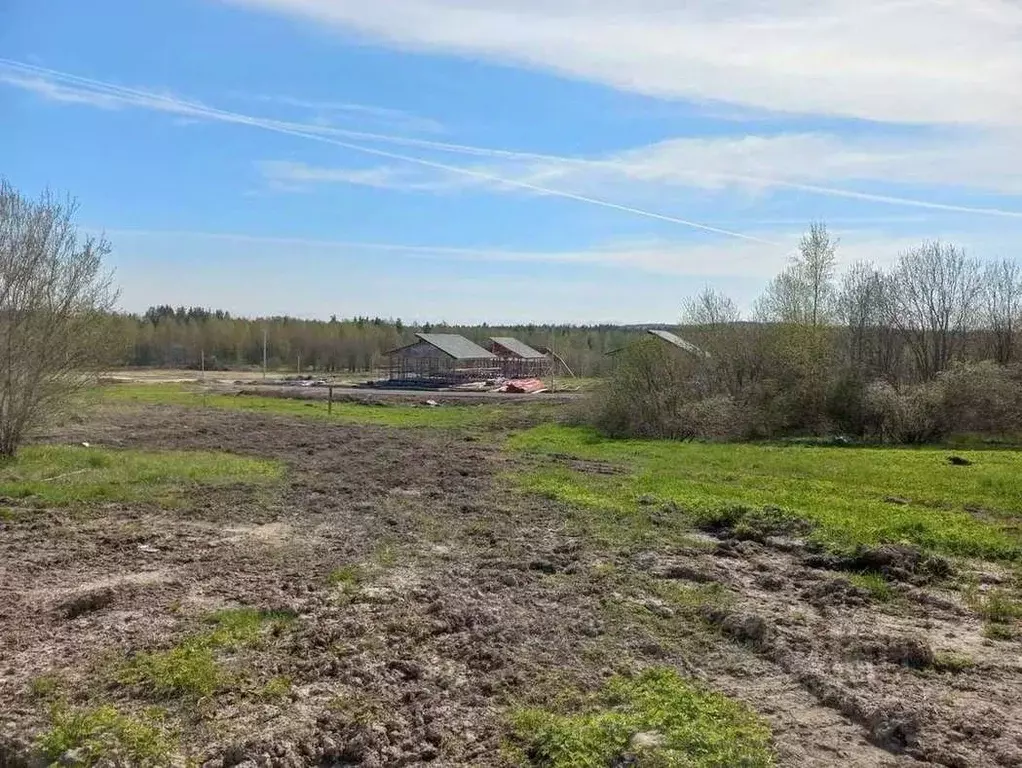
<box><xmin>486</xmin><ymin>337</ymin><xmax>551</xmax><ymax>379</ymax></box>
<box><xmin>383</xmin><ymin>333</ymin><xmax>499</xmax><ymax>386</ymax></box>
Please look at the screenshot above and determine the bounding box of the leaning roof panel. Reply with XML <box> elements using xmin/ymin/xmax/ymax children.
<box><xmin>647</xmin><ymin>329</ymin><xmax>706</xmax><ymax>357</ymax></box>
<box><xmin>489</xmin><ymin>337</ymin><xmax>548</xmax><ymax>359</ymax></box>
<box><xmin>416</xmin><ymin>333</ymin><xmax>497</xmax><ymax>360</ymax></box>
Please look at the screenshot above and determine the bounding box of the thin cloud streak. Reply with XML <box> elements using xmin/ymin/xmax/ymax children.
<box><xmin>246</xmin><ymin>93</ymin><xmax>445</xmax><ymax>134</ymax></box>
<box><xmin>0</xmin><ymin>58</ymin><xmax>776</xmax><ymax>244</ymax></box>
<box><xmin>5</xmin><ymin>59</ymin><xmax>1022</xmax><ymax>224</ymax></box>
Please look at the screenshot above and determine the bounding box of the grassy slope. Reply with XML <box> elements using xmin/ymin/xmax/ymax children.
<box><xmin>0</xmin><ymin>445</ymin><xmax>282</xmax><ymax>505</ymax></box>
<box><xmin>510</xmin><ymin>424</ymin><xmax>1022</xmax><ymax>559</ymax></box>
<box><xmin>99</xmin><ymin>383</ymin><xmax>550</xmax><ymax>429</ymax></box>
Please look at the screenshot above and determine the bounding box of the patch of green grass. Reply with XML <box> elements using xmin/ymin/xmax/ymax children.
<box><xmin>259</xmin><ymin>676</ymin><xmax>292</xmax><ymax>701</ymax></box>
<box><xmin>28</xmin><ymin>673</ymin><xmax>62</xmax><ymax>700</ymax></box>
<box><xmin>372</xmin><ymin>539</ymin><xmax>400</xmax><ymax>567</ymax></box>
<box><xmin>970</xmin><ymin>588</ymin><xmax>1022</xmax><ymax>624</ymax></box>
<box><xmin>509</xmin><ymin>667</ymin><xmax>774</xmax><ymax>768</ymax></box>
<box><xmin>204</xmin><ymin>607</ymin><xmax>296</xmax><ymax>647</ymax></box>
<box><xmin>982</xmin><ymin>623</ymin><xmax>1018</xmax><ymax>641</ymax></box>
<box><xmin>848</xmin><ymin>572</ymin><xmax>895</xmax><ymax>602</ymax></box>
<box><xmin>37</xmin><ymin>704</ymin><xmax>174</xmax><ymax>766</ymax></box>
<box><xmin>328</xmin><ymin>564</ymin><xmax>365</xmax><ymax>593</ymax></box>
<box><xmin>99</xmin><ymin>382</ymin><xmax>556</xmax><ymax>430</ymax></box>
<box><xmin>654</xmin><ymin>580</ymin><xmax>734</xmax><ymax>614</ymax></box>
<box><xmin>118</xmin><ymin>608</ymin><xmax>296</xmax><ymax>700</ymax></box>
<box><xmin>118</xmin><ymin>639</ymin><xmax>221</xmax><ymax>700</ymax></box>
<box><xmin>509</xmin><ymin>424</ymin><xmax>1022</xmax><ymax>560</ymax></box>
<box><xmin>0</xmin><ymin>444</ymin><xmax>282</xmax><ymax>506</ymax></box>
<box><xmin>932</xmin><ymin>651</ymin><xmax>975</xmax><ymax>673</ymax></box>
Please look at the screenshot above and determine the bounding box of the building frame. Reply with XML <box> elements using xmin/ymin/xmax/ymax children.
<box><xmin>486</xmin><ymin>337</ymin><xmax>552</xmax><ymax>379</ymax></box>
<box><xmin>383</xmin><ymin>333</ymin><xmax>500</xmax><ymax>385</ymax></box>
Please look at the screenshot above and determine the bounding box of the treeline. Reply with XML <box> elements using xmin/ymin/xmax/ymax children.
<box><xmin>597</xmin><ymin>225</ymin><xmax>1022</xmax><ymax>442</ymax></box>
<box><xmin>106</xmin><ymin>309</ymin><xmax>646</xmax><ymax>377</ymax></box>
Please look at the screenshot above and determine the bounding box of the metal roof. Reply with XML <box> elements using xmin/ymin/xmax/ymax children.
<box><xmin>489</xmin><ymin>337</ymin><xmax>548</xmax><ymax>359</ymax></box>
<box><xmin>647</xmin><ymin>329</ymin><xmax>707</xmax><ymax>357</ymax></box>
<box><xmin>415</xmin><ymin>333</ymin><xmax>497</xmax><ymax>360</ymax></box>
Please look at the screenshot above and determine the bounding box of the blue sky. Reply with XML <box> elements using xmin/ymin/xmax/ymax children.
<box><xmin>2</xmin><ymin>0</ymin><xmax>1022</xmax><ymax>323</ymax></box>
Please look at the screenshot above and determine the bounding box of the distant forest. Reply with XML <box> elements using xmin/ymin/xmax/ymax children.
<box><xmin>107</xmin><ymin>305</ymin><xmax>649</xmax><ymax>376</ymax></box>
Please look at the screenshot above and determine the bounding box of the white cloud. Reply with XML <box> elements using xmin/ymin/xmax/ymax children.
<box><xmin>7</xmin><ymin>58</ymin><xmax>1022</xmax><ymax>229</ymax></box>
<box><xmin>478</xmin><ymin>131</ymin><xmax>1022</xmax><ymax>213</ymax></box>
<box><xmin>0</xmin><ymin>59</ymin><xmax>773</xmax><ymax>242</ymax></box>
<box><xmin>256</xmin><ymin>128</ymin><xmax>1022</xmax><ymax>220</ymax></box>
<box><xmin>220</xmin><ymin>0</ymin><xmax>1022</xmax><ymax>127</ymax></box>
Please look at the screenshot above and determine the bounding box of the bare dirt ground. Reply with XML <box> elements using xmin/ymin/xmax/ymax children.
<box><xmin>232</xmin><ymin>385</ymin><xmax>582</xmax><ymax>406</ymax></box>
<box><xmin>2</xmin><ymin>404</ymin><xmax>1022</xmax><ymax>767</ymax></box>
<box><xmin>101</xmin><ymin>368</ymin><xmax>586</xmax><ymax>403</ymax></box>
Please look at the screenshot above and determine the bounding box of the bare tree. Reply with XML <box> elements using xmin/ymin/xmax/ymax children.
<box><xmin>838</xmin><ymin>261</ymin><xmax>902</xmax><ymax>379</ymax></box>
<box><xmin>0</xmin><ymin>180</ymin><xmax>117</xmax><ymax>457</ymax></box>
<box><xmin>683</xmin><ymin>286</ymin><xmax>739</xmax><ymax>329</ymax></box>
<box><xmin>800</xmin><ymin>222</ymin><xmax>839</xmax><ymax>328</ymax></box>
<box><xmin>681</xmin><ymin>287</ymin><xmax>759</xmax><ymax>396</ymax></box>
<box><xmin>756</xmin><ymin>222</ymin><xmax>837</xmax><ymax>327</ymax></box>
<box><xmin>892</xmin><ymin>241</ymin><xmax>982</xmax><ymax>380</ymax></box>
<box><xmin>983</xmin><ymin>258</ymin><xmax>1021</xmax><ymax>364</ymax></box>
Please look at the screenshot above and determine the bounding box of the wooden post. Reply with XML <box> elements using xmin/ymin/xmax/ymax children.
<box><xmin>328</xmin><ymin>385</ymin><xmax>333</xmax><ymax>415</ymax></box>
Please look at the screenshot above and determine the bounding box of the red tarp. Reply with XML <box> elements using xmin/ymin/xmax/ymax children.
<box><xmin>501</xmin><ymin>378</ymin><xmax>547</xmax><ymax>394</ymax></box>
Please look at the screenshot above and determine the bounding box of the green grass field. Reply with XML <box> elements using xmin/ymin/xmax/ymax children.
<box><xmin>0</xmin><ymin>444</ymin><xmax>282</xmax><ymax>506</ymax></box>
<box><xmin>510</xmin><ymin>425</ymin><xmax>1022</xmax><ymax>560</ymax></box>
<box><xmin>99</xmin><ymin>383</ymin><xmax>550</xmax><ymax>429</ymax></box>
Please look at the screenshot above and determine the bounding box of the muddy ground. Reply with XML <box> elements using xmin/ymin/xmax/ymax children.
<box><xmin>2</xmin><ymin>404</ymin><xmax>1021</xmax><ymax>767</ymax></box>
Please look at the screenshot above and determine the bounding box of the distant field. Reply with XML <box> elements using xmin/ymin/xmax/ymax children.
<box><xmin>96</xmin><ymin>382</ymin><xmax>558</xmax><ymax>429</ymax></box>
<box><xmin>101</xmin><ymin>368</ymin><xmax>371</xmax><ymax>385</ymax></box>
<box><xmin>510</xmin><ymin>424</ymin><xmax>1022</xmax><ymax>560</ymax></box>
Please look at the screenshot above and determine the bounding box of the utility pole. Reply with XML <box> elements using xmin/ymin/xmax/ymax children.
<box><xmin>550</xmin><ymin>335</ymin><xmax>556</xmax><ymax>393</ymax></box>
<box><xmin>262</xmin><ymin>329</ymin><xmax>268</xmax><ymax>379</ymax></box>
<box><xmin>200</xmin><ymin>350</ymin><xmax>208</xmax><ymax>407</ymax></box>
